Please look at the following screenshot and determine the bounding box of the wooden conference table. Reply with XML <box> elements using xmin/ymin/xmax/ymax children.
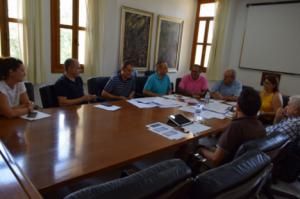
<box><xmin>0</xmin><ymin>100</ymin><xmax>230</xmax><ymax>194</ymax></box>
<box><xmin>0</xmin><ymin>141</ymin><xmax>42</xmax><ymax>199</ymax></box>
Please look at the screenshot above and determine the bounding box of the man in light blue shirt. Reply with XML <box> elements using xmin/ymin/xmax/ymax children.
<box><xmin>211</xmin><ymin>69</ymin><xmax>242</xmax><ymax>101</ymax></box>
<box><xmin>143</xmin><ymin>61</ymin><xmax>172</xmax><ymax>96</ymax></box>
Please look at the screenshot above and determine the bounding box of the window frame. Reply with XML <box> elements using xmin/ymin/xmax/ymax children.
<box><xmin>0</xmin><ymin>0</ymin><xmax>23</xmax><ymax>57</ymax></box>
<box><xmin>190</xmin><ymin>0</ymin><xmax>216</xmax><ymax>72</ymax></box>
<box><xmin>51</xmin><ymin>0</ymin><xmax>86</xmax><ymax>73</ymax></box>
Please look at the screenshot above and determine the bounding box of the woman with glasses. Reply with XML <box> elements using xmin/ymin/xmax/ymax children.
<box><xmin>259</xmin><ymin>75</ymin><xmax>283</xmax><ymax>124</ymax></box>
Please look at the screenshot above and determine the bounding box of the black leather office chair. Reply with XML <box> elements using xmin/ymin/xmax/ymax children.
<box><xmin>235</xmin><ymin>131</ymin><xmax>290</xmax><ymax>159</ymax></box>
<box><xmin>64</xmin><ymin>159</ymin><xmax>192</xmax><ymax>199</ymax></box>
<box><xmin>144</xmin><ymin>70</ymin><xmax>155</xmax><ymax>77</ymax></box>
<box><xmin>135</xmin><ymin>76</ymin><xmax>148</xmax><ymax>98</ymax></box>
<box><xmin>175</xmin><ymin>77</ymin><xmax>182</xmax><ymax>94</ymax></box>
<box><xmin>282</xmin><ymin>95</ymin><xmax>290</xmax><ymax>107</ymax></box>
<box><xmin>39</xmin><ymin>85</ymin><xmax>59</xmax><ymax>108</ymax></box>
<box><xmin>87</xmin><ymin>76</ymin><xmax>110</xmax><ymax>101</ymax></box>
<box><xmin>24</xmin><ymin>82</ymin><xmax>35</xmax><ymax>102</ymax></box>
<box><xmin>192</xmin><ymin>150</ymin><xmax>272</xmax><ymax>199</ymax></box>
<box><xmin>234</xmin><ymin>132</ymin><xmax>300</xmax><ymax>199</ymax></box>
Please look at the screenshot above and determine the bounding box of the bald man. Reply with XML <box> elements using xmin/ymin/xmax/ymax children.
<box><xmin>54</xmin><ymin>58</ymin><xmax>96</xmax><ymax>106</ymax></box>
<box><xmin>211</xmin><ymin>69</ymin><xmax>242</xmax><ymax>101</ymax></box>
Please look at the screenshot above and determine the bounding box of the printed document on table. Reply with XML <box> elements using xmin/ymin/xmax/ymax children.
<box><xmin>94</xmin><ymin>104</ymin><xmax>121</xmax><ymax>111</ymax></box>
<box><xmin>146</xmin><ymin>122</ymin><xmax>186</xmax><ymax>140</ymax></box>
<box><xmin>153</xmin><ymin>97</ymin><xmax>186</xmax><ymax>108</ymax></box>
<box><xmin>201</xmin><ymin>111</ymin><xmax>225</xmax><ymax>119</ymax></box>
<box><xmin>225</xmin><ymin>101</ymin><xmax>237</xmax><ymax>106</ymax></box>
<box><xmin>179</xmin><ymin>106</ymin><xmax>195</xmax><ymax>113</ymax></box>
<box><xmin>204</xmin><ymin>101</ymin><xmax>231</xmax><ymax>114</ymax></box>
<box><xmin>183</xmin><ymin>123</ymin><xmax>210</xmax><ymax>135</ymax></box>
<box><xmin>127</xmin><ymin>99</ymin><xmax>157</xmax><ymax>108</ymax></box>
<box><xmin>21</xmin><ymin>111</ymin><xmax>51</xmax><ymax>121</ymax></box>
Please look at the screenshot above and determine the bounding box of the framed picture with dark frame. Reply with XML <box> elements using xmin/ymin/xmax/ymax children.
<box><xmin>154</xmin><ymin>15</ymin><xmax>184</xmax><ymax>72</ymax></box>
<box><xmin>260</xmin><ymin>71</ymin><xmax>281</xmax><ymax>86</ymax></box>
<box><xmin>120</xmin><ymin>6</ymin><xmax>153</xmax><ymax>71</ymax></box>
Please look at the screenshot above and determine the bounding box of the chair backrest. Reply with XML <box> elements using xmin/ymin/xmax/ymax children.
<box><xmin>235</xmin><ymin>131</ymin><xmax>290</xmax><ymax>160</ymax></box>
<box><xmin>64</xmin><ymin>159</ymin><xmax>191</xmax><ymax>199</ymax></box>
<box><xmin>39</xmin><ymin>85</ymin><xmax>59</xmax><ymax>108</ymax></box>
<box><xmin>192</xmin><ymin>150</ymin><xmax>272</xmax><ymax>199</ymax></box>
<box><xmin>87</xmin><ymin>76</ymin><xmax>110</xmax><ymax>97</ymax></box>
<box><xmin>24</xmin><ymin>82</ymin><xmax>35</xmax><ymax>102</ymax></box>
<box><xmin>175</xmin><ymin>77</ymin><xmax>182</xmax><ymax>94</ymax></box>
<box><xmin>135</xmin><ymin>76</ymin><xmax>148</xmax><ymax>98</ymax></box>
<box><xmin>144</xmin><ymin>70</ymin><xmax>155</xmax><ymax>77</ymax></box>
<box><xmin>282</xmin><ymin>95</ymin><xmax>289</xmax><ymax>107</ymax></box>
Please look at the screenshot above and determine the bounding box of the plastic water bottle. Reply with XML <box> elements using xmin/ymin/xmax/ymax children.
<box><xmin>194</xmin><ymin>103</ymin><xmax>204</xmax><ymax>121</ymax></box>
<box><xmin>204</xmin><ymin>91</ymin><xmax>210</xmax><ymax>104</ymax></box>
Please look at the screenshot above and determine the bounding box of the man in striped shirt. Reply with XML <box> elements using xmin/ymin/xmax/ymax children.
<box><xmin>102</xmin><ymin>61</ymin><xmax>135</xmax><ymax>100</ymax></box>
<box><xmin>266</xmin><ymin>95</ymin><xmax>300</xmax><ymax>141</ymax></box>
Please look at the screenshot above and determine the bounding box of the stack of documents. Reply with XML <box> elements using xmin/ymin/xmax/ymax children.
<box><xmin>182</xmin><ymin>122</ymin><xmax>211</xmax><ymax>135</ymax></box>
<box><xmin>146</xmin><ymin>122</ymin><xmax>186</xmax><ymax>140</ymax></box>
<box><xmin>204</xmin><ymin>101</ymin><xmax>232</xmax><ymax>114</ymax></box>
<box><xmin>128</xmin><ymin>97</ymin><xmax>187</xmax><ymax>109</ymax></box>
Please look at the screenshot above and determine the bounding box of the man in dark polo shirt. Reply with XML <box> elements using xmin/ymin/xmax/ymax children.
<box><xmin>54</xmin><ymin>58</ymin><xmax>96</xmax><ymax>106</ymax></box>
<box><xmin>198</xmin><ymin>87</ymin><xmax>266</xmax><ymax>166</ymax></box>
<box><xmin>102</xmin><ymin>61</ymin><xmax>135</xmax><ymax>100</ymax></box>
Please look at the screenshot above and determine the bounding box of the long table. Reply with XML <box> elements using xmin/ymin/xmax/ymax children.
<box><xmin>0</xmin><ymin>100</ymin><xmax>230</xmax><ymax>194</ymax></box>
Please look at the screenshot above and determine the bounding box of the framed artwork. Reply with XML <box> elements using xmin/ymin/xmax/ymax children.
<box><xmin>260</xmin><ymin>71</ymin><xmax>281</xmax><ymax>86</ymax></box>
<box><xmin>154</xmin><ymin>15</ymin><xmax>184</xmax><ymax>72</ymax></box>
<box><xmin>120</xmin><ymin>6</ymin><xmax>153</xmax><ymax>71</ymax></box>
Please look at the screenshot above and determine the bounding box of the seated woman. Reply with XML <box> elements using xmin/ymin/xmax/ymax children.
<box><xmin>259</xmin><ymin>75</ymin><xmax>283</xmax><ymax>124</ymax></box>
<box><xmin>0</xmin><ymin>57</ymin><xmax>33</xmax><ymax>118</ymax></box>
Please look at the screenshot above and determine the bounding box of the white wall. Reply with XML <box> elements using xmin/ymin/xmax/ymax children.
<box><xmin>40</xmin><ymin>0</ymin><xmax>197</xmax><ymax>84</ymax></box>
<box><xmin>226</xmin><ymin>0</ymin><xmax>300</xmax><ymax>96</ymax></box>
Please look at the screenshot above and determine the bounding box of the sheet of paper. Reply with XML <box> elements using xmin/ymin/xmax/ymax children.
<box><xmin>225</xmin><ymin>101</ymin><xmax>237</xmax><ymax>106</ymax></box>
<box><xmin>127</xmin><ymin>99</ymin><xmax>157</xmax><ymax>108</ymax></box>
<box><xmin>201</xmin><ymin>110</ymin><xmax>225</xmax><ymax>119</ymax></box>
<box><xmin>162</xmin><ymin>94</ymin><xmax>178</xmax><ymax>100</ymax></box>
<box><xmin>153</xmin><ymin>97</ymin><xmax>186</xmax><ymax>108</ymax></box>
<box><xmin>94</xmin><ymin>104</ymin><xmax>121</xmax><ymax>111</ymax></box>
<box><xmin>184</xmin><ymin>98</ymin><xmax>199</xmax><ymax>105</ymax></box>
<box><xmin>134</xmin><ymin>97</ymin><xmax>158</xmax><ymax>104</ymax></box>
<box><xmin>179</xmin><ymin>106</ymin><xmax>196</xmax><ymax>113</ymax></box>
<box><xmin>21</xmin><ymin>111</ymin><xmax>51</xmax><ymax>121</ymax></box>
<box><xmin>183</xmin><ymin>123</ymin><xmax>211</xmax><ymax>135</ymax></box>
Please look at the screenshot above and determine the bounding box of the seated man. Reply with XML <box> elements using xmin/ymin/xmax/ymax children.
<box><xmin>178</xmin><ymin>65</ymin><xmax>208</xmax><ymax>99</ymax></box>
<box><xmin>198</xmin><ymin>87</ymin><xmax>266</xmax><ymax>166</ymax></box>
<box><xmin>54</xmin><ymin>58</ymin><xmax>96</xmax><ymax>106</ymax></box>
<box><xmin>102</xmin><ymin>61</ymin><xmax>135</xmax><ymax>100</ymax></box>
<box><xmin>211</xmin><ymin>69</ymin><xmax>242</xmax><ymax>101</ymax></box>
<box><xmin>143</xmin><ymin>61</ymin><xmax>172</xmax><ymax>97</ymax></box>
<box><xmin>266</xmin><ymin>95</ymin><xmax>300</xmax><ymax>142</ymax></box>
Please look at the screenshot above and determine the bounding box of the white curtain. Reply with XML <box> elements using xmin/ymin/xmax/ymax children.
<box><xmin>84</xmin><ymin>0</ymin><xmax>105</xmax><ymax>77</ymax></box>
<box><xmin>23</xmin><ymin>0</ymin><xmax>45</xmax><ymax>84</ymax></box>
<box><xmin>206</xmin><ymin>0</ymin><xmax>230</xmax><ymax>81</ymax></box>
